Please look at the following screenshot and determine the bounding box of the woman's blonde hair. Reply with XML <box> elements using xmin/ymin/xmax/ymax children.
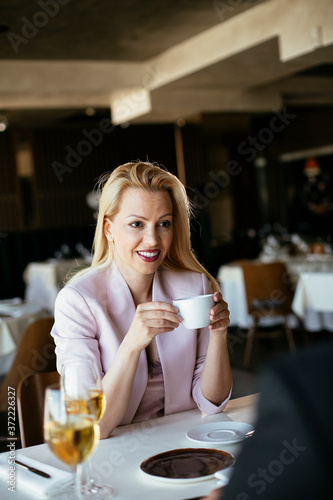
<box><xmin>69</xmin><ymin>161</ymin><xmax>220</xmax><ymax>292</ymax></box>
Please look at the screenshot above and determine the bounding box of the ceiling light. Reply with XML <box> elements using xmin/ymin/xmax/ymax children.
<box><xmin>177</xmin><ymin>118</ymin><xmax>186</xmax><ymax>127</ymax></box>
<box><xmin>0</xmin><ymin>116</ymin><xmax>8</xmax><ymax>132</ymax></box>
<box><xmin>85</xmin><ymin>107</ymin><xmax>96</xmax><ymax>116</ymax></box>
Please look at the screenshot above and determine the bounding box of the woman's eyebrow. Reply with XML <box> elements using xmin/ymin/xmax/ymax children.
<box><xmin>158</xmin><ymin>213</ymin><xmax>173</xmax><ymax>219</ymax></box>
<box><xmin>126</xmin><ymin>214</ymin><xmax>147</xmax><ymax>220</ymax></box>
<box><xmin>126</xmin><ymin>213</ymin><xmax>172</xmax><ymax>220</ymax></box>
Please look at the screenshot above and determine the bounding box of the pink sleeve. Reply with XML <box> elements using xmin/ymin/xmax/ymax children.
<box><xmin>51</xmin><ymin>286</ymin><xmax>104</xmax><ymax>377</ymax></box>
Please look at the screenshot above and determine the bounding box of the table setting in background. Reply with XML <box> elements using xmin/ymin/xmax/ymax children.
<box><xmin>0</xmin><ymin>393</ymin><xmax>258</xmax><ymax>500</ymax></box>
<box><xmin>23</xmin><ymin>257</ymin><xmax>91</xmax><ymax>315</ymax></box>
<box><xmin>22</xmin><ymin>242</ymin><xmax>92</xmax><ymax>314</ymax></box>
<box><xmin>217</xmin><ymin>244</ymin><xmax>333</xmax><ymax>332</ymax></box>
<box><xmin>0</xmin><ymin>297</ymin><xmax>48</xmax><ymax>376</ymax></box>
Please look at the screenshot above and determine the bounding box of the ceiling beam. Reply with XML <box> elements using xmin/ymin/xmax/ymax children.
<box><xmin>144</xmin><ymin>0</ymin><xmax>333</xmax><ymax>89</ymax></box>
<box><xmin>0</xmin><ymin>0</ymin><xmax>332</xmax><ymax>123</ymax></box>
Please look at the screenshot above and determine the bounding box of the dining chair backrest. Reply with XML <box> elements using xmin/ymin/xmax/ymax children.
<box><xmin>0</xmin><ymin>317</ymin><xmax>55</xmax><ymax>412</ymax></box>
<box><xmin>240</xmin><ymin>261</ymin><xmax>293</xmax><ymax>316</ymax></box>
<box><xmin>17</xmin><ymin>370</ymin><xmax>60</xmax><ymax>448</ymax></box>
<box><xmin>239</xmin><ymin>261</ymin><xmax>297</xmax><ymax>368</ymax></box>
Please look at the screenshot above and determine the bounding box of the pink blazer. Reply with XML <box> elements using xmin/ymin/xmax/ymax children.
<box><xmin>51</xmin><ymin>264</ymin><xmax>230</xmax><ymax>425</ymax></box>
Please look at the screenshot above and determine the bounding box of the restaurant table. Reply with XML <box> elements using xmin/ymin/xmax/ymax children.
<box><xmin>292</xmin><ymin>272</ymin><xmax>333</xmax><ymax>332</ymax></box>
<box><xmin>0</xmin><ymin>301</ymin><xmax>48</xmax><ymax>376</ymax></box>
<box><xmin>217</xmin><ymin>255</ymin><xmax>333</xmax><ymax>331</ymax></box>
<box><xmin>23</xmin><ymin>259</ymin><xmax>89</xmax><ymax>314</ymax></box>
<box><xmin>0</xmin><ymin>394</ymin><xmax>258</xmax><ymax>500</ymax></box>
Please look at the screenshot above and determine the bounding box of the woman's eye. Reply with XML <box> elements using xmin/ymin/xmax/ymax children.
<box><xmin>159</xmin><ymin>220</ymin><xmax>171</xmax><ymax>228</ymax></box>
<box><xmin>130</xmin><ymin>221</ymin><xmax>142</xmax><ymax>228</ymax></box>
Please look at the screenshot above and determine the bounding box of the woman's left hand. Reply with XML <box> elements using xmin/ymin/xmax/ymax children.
<box><xmin>209</xmin><ymin>292</ymin><xmax>230</xmax><ymax>333</ymax></box>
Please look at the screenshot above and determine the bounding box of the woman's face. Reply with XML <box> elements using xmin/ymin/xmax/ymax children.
<box><xmin>104</xmin><ymin>188</ymin><xmax>173</xmax><ymax>280</ymax></box>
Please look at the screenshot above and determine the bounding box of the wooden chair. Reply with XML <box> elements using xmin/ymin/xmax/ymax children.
<box><xmin>240</xmin><ymin>261</ymin><xmax>296</xmax><ymax>368</ymax></box>
<box><xmin>0</xmin><ymin>317</ymin><xmax>56</xmax><ymax>412</ymax></box>
<box><xmin>17</xmin><ymin>371</ymin><xmax>60</xmax><ymax>447</ymax></box>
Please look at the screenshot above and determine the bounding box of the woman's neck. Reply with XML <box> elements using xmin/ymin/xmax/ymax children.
<box><xmin>131</xmin><ymin>281</ymin><xmax>153</xmax><ymax>307</ymax></box>
<box><xmin>120</xmin><ymin>269</ymin><xmax>154</xmax><ymax>306</ymax></box>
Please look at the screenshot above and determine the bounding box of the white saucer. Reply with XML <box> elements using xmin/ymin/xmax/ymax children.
<box><xmin>186</xmin><ymin>421</ymin><xmax>255</xmax><ymax>445</ymax></box>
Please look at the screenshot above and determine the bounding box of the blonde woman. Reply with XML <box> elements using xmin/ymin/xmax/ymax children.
<box><xmin>51</xmin><ymin>161</ymin><xmax>232</xmax><ymax>438</ymax></box>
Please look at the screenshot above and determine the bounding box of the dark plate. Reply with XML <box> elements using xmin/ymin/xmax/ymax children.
<box><xmin>140</xmin><ymin>447</ymin><xmax>235</xmax><ymax>483</ymax></box>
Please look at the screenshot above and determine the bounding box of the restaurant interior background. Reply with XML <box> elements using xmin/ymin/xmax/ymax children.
<box><xmin>1</xmin><ymin>0</ymin><xmax>333</xmax><ymax>368</ymax></box>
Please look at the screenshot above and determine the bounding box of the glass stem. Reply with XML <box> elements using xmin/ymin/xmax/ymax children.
<box><xmin>75</xmin><ymin>463</ymin><xmax>83</xmax><ymax>499</ymax></box>
<box><xmin>85</xmin><ymin>458</ymin><xmax>93</xmax><ymax>486</ymax></box>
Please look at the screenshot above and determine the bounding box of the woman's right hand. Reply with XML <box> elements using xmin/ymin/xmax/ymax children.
<box><xmin>125</xmin><ymin>301</ymin><xmax>182</xmax><ymax>352</ymax></box>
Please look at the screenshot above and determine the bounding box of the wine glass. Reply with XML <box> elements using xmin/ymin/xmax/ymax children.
<box><xmin>44</xmin><ymin>384</ymin><xmax>98</xmax><ymax>499</ymax></box>
<box><xmin>61</xmin><ymin>360</ymin><xmax>115</xmax><ymax>498</ymax></box>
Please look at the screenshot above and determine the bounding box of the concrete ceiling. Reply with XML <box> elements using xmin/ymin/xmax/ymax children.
<box><xmin>0</xmin><ymin>0</ymin><xmax>333</xmax><ymax>128</ymax></box>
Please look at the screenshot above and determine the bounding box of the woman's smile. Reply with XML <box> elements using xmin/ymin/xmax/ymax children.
<box><xmin>136</xmin><ymin>250</ymin><xmax>161</xmax><ymax>262</ymax></box>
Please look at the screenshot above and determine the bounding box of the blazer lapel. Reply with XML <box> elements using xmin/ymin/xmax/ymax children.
<box><xmin>106</xmin><ymin>264</ymin><xmax>148</xmax><ymax>422</ymax></box>
<box><xmin>153</xmin><ymin>268</ymin><xmax>193</xmax><ymax>414</ymax></box>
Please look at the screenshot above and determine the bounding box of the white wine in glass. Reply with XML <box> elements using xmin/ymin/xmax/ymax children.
<box><xmin>89</xmin><ymin>390</ymin><xmax>106</xmax><ymax>422</ymax></box>
<box><xmin>44</xmin><ymin>384</ymin><xmax>98</xmax><ymax>499</ymax></box>
<box><xmin>66</xmin><ymin>391</ymin><xmax>106</xmax><ymax>424</ymax></box>
<box><xmin>61</xmin><ymin>360</ymin><xmax>115</xmax><ymax>498</ymax></box>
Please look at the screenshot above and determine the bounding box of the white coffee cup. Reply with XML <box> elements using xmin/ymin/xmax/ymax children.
<box><xmin>173</xmin><ymin>293</ymin><xmax>214</xmax><ymax>329</ymax></box>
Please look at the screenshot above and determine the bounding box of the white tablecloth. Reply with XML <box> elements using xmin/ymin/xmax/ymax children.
<box><xmin>292</xmin><ymin>272</ymin><xmax>333</xmax><ymax>332</ymax></box>
<box><xmin>0</xmin><ymin>394</ymin><xmax>258</xmax><ymax>500</ymax></box>
<box><xmin>23</xmin><ymin>259</ymin><xmax>88</xmax><ymax>314</ymax></box>
<box><xmin>218</xmin><ymin>265</ymin><xmax>250</xmax><ymax>329</ymax></box>
<box><xmin>0</xmin><ymin>301</ymin><xmax>48</xmax><ymax>375</ymax></box>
